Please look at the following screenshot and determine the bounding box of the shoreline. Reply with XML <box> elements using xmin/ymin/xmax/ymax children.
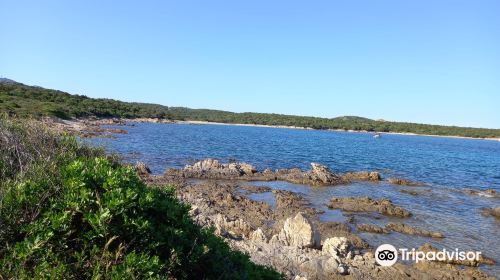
<box><xmin>50</xmin><ymin>117</ymin><xmax>500</xmax><ymax>142</ymax></box>
<box><xmin>177</xmin><ymin>120</ymin><xmax>500</xmax><ymax>142</ymax></box>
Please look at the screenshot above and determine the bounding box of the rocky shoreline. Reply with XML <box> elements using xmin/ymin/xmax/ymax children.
<box><xmin>43</xmin><ymin>119</ymin><xmax>499</xmax><ymax>278</ymax></box>
<box><xmin>136</xmin><ymin>159</ymin><xmax>497</xmax><ymax>279</ymax></box>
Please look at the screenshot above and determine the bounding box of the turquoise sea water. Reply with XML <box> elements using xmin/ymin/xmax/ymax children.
<box><xmin>91</xmin><ymin>122</ymin><xmax>500</xmax><ymax>276</ymax></box>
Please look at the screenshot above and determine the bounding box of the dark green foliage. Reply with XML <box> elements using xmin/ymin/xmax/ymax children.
<box><xmin>2</xmin><ymin>81</ymin><xmax>499</xmax><ymax>138</ymax></box>
<box><xmin>0</xmin><ymin>118</ymin><xmax>282</xmax><ymax>279</ymax></box>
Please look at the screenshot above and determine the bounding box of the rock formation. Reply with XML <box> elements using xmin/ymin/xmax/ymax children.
<box><xmin>134</xmin><ymin>161</ymin><xmax>151</xmax><ymax>177</ymax></box>
<box><xmin>327</xmin><ymin>196</ymin><xmax>412</xmax><ymax>217</ymax></box>
<box><xmin>270</xmin><ymin>212</ymin><xmax>321</xmax><ymax>249</ymax></box>
<box><xmin>385</xmin><ymin>223</ymin><xmax>443</xmax><ymax>238</ymax></box>
<box><xmin>387</xmin><ymin>177</ymin><xmax>423</xmax><ymax>186</ymax></box>
<box><xmin>481</xmin><ymin>206</ymin><xmax>500</xmax><ymax>219</ymax></box>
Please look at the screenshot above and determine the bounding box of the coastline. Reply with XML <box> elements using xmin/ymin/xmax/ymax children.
<box><xmin>177</xmin><ymin>120</ymin><xmax>500</xmax><ymax>142</ymax></box>
<box><xmin>48</xmin><ymin>117</ymin><xmax>500</xmax><ymax>142</ymax></box>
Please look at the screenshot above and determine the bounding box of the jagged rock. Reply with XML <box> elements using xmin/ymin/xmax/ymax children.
<box><xmin>183</xmin><ymin>159</ymin><xmax>257</xmax><ymax>177</ymax></box>
<box><xmin>322</xmin><ymin>237</ymin><xmax>352</xmax><ymax>259</ymax></box>
<box><xmin>238</xmin><ymin>163</ymin><xmax>257</xmax><ymax>175</ymax></box>
<box><xmin>214</xmin><ymin>214</ymin><xmax>253</xmax><ymax>239</ymax></box>
<box><xmin>250</xmin><ymin>228</ymin><xmax>268</xmax><ymax>242</ymax></box>
<box><xmin>271</xmin><ymin>212</ymin><xmax>321</xmax><ymax>249</ymax></box>
<box><xmin>327</xmin><ymin>196</ymin><xmax>411</xmax><ymax>217</ymax></box>
<box><xmin>272</xmin><ymin>164</ymin><xmax>345</xmax><ymax>186</ymax></box>
<box><xmin>309</xmin><ymin>163</ymin><xmax>343</xmax><ymax>185</ymax></box>
<box><xmin>190</xmin><ymin>158</ymin><xmax>223</xmax><ymax>171</ymax></box>
<box><xmin>385</xmin><ymin>223</ymin><xmax>443</xmax><ymax>238</ymax></box>
<box><xmin>134</xmin><ymin>161</ymin><xmax>151</xmax><ymax>176</ymax></box>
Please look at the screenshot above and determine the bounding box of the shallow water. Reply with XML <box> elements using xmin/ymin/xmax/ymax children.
<box><xmin>90</xmin><ymin>122</ymin><xmax>500</xmax><ymax>275</ymax></box>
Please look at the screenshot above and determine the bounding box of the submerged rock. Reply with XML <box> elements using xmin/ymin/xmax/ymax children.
<box><xmin>399</xmin><ymin>189</ymin><xmax>420</xmax><ymax>196</ymax></box>
<box><xmin>480</xmin><ymin>206</ymin><xmax>500</xmax><ymax>219</ymax></box>
<box><xmin>327</xmin><ymin>196</ymin><xmax>412</xmax><ymax>218</ymax></box>
<box><xmin>385</xmin><ymin>223</ymin><xmax>443</xmax><ymax>238</ymax></box>
<box><xmin>466</xmin><ymin>189</ymin><xmax>499</xmax><ymax>198</ymax></box>
<box><xmin>387</xmin><ymin>177</ymin><xmax>423</xmax><ymax>186</ymax></box>
<box><xmin>356</xmin><ymin>224</ymin><xmax>389</xmax><ymax>234</ymax></box>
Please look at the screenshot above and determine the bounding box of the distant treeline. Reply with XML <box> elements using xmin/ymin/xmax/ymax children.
<box><xmin>1</xmin><ymin>81</ymin><xmax>499</xmax><ymax>138</ymax></box>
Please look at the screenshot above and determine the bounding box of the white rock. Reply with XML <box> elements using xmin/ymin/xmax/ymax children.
<box><xmin>250</xmin><ymin>228</ymin><xmax>268</xmax><ymax>242</ymax></box>
<box><xmin>276</xmin><ymin>212</ymin><xmax>321</xmax><ymax>249</ymax></box>
<box><xmin>322</xmin><ymin>237</ymin><xmax>351</xmax><ymax>258</ymax></box>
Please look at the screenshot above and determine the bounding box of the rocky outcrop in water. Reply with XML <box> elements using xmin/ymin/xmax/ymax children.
<box><xmin>385</xmin><ymin>223</ymin><xmax>443</xmax><ymax>238</ymax></box>
<box><xmin>183</xmin><ymin>158</ymin><xmax>257</xmax><ymax>177</ymax></box>
<box><xmin>387</xmin><ymin>177</ymin><xmax>423</xmax><ymax>186</ymax></box>
<box><xmin>356</xmin><ymin>223</ymin><xmax>389</xmax><ymax>234</ymax></box>
<box><xmin>166</xmin><ymin>158</ymin><xmax>449</xmax><ymax>190</ymax></box>
<box><xmin>327</xmin><ymin>196</ymin><xmax>412</xmax><ymax>217</ymax></box>
<box><xmin>481</xmin><ymin>206</ymin><xmax>500</xmax><ymax>219</ymax></box>
<box><xmin>308</xmin><ymin>163</ymin><xmax>344</xmax><ymax>185</ymax></box>
<box><xmin>466</xmin><ymin>189</ymin><xmax>499</xmax><ymax>198</ymax></box>
<box><xmin>342</xmin><ymin>171</ymin><xmax>381</xmax><ymax>182</ymax></box>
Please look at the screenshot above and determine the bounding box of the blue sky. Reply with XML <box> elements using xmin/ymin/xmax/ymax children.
<box><xmin>1</xmin><ymin>0</ymin><xmax>499</xmax><ymax>128</ymax></box>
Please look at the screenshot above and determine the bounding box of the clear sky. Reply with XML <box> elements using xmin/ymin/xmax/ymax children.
<box><xmin>1</xmin><ymin>0</ymin><xmax>499</xmax><ymax>128</ymax></box>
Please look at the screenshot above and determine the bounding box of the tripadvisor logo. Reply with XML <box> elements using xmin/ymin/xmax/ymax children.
<box><xmin>374</xmin><ymin>244</ymin><xmax>482</xmax><ymax>267</ymax></box>
<box><xmin>375</xmin><ymin>244</ymin><xmax>398</xmax><ymax>266</ymax></box>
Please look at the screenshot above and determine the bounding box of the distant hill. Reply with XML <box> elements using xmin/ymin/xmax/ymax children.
<box><xmin>1</xmin><ymin>79</ymin><xmax>499</xmax><ymax>138</ymax></box>
<box><xmin>0</xmin><ymin>78</ymin><xmax>19</xmax><ymax>85</ymax></box>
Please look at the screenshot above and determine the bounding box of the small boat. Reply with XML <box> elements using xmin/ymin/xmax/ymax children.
<box><xmin>373</xmin><ymin>133</ymin><xmax>381</xmax><ymax>138</ymax></box>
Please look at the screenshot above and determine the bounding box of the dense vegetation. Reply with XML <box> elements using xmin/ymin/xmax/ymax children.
<box><xmin>0</xmin><ymin>117</ymin><xmax>282</xmax><ymax>279</ymax></box>
<box><xmin>1</xmin><ymin>79</ymin><xmax>499</xmax><ymax>138</ymax></box>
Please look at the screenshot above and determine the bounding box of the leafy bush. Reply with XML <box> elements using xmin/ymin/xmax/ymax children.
<box><xmin>0</xmin><ymin>118</ymin><xmax>282</xmax><ymax>279</ymax></box>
